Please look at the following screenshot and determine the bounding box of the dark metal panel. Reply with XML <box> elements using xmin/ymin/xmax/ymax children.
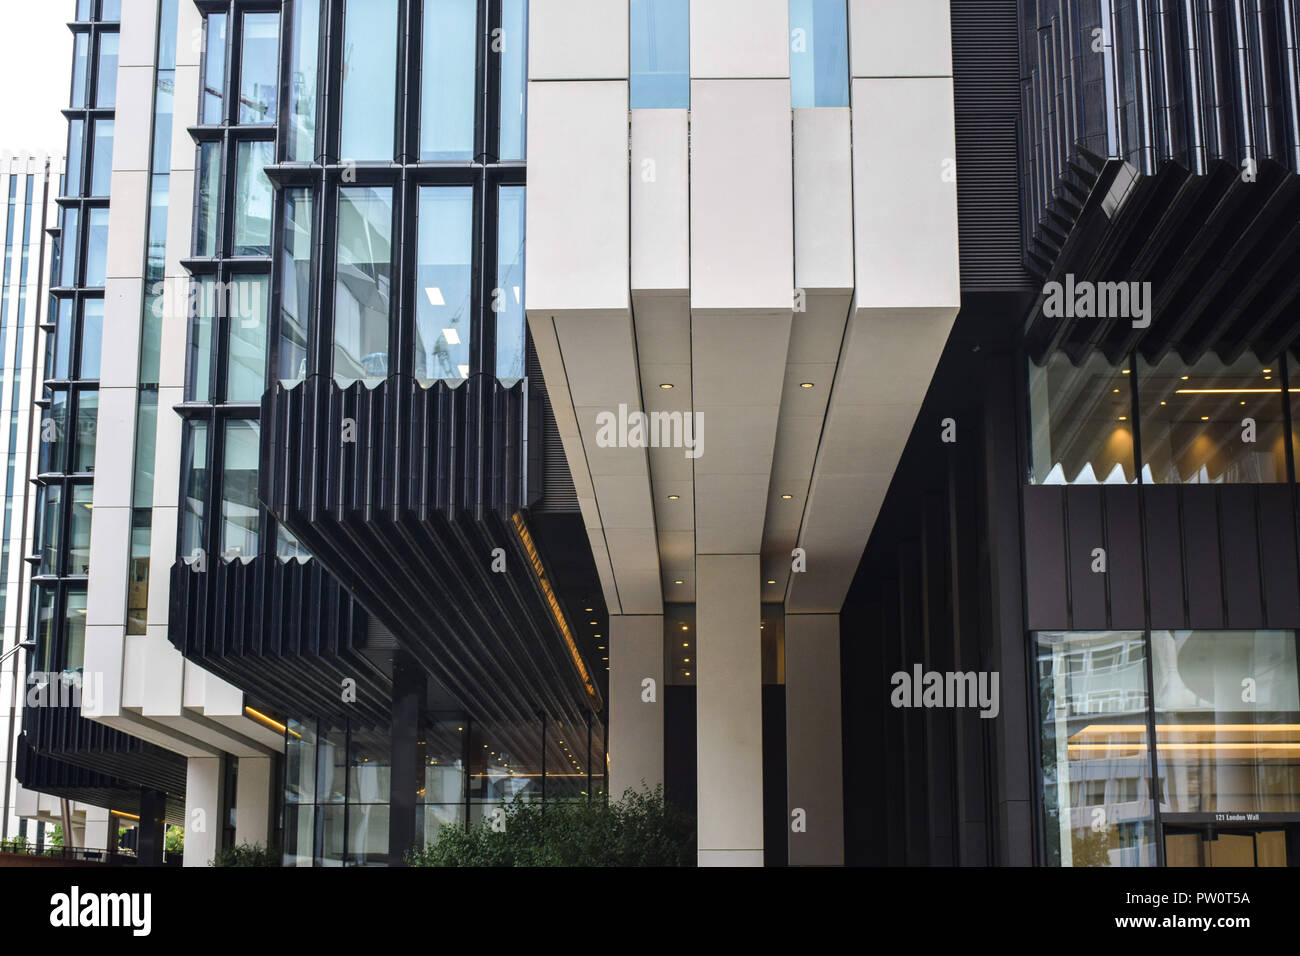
<box><xmin>1023</xmin><ymin>485</ymin><xmax>1070</xmax><ymax>629</ymax></box>
<box><xmin>1065</xmin><ymin>486</ymin><xmax>1108</xmax><ymax>630</ymax></box>
<box><xmin>761</xmin><ymin>684</ymin><xmax>787</xmax><ymax>867</ymax></box>
<box><xmin>1219</xmin><ymin>486</ymin><xmax>1265</xmax><ymax>629</ymax></box>
<box><xmin>1182</xmin><ymin>485</ymin><xmax>1225</xmax><ymax>627</ymax></box>
<box><xmin>1103</xmin><ymin>485</ymin><xmax>1146</xmax><ymax>628</ymax></box>
<box><xmin>1143</xmin><ymin>486</ymin><xmax>1187</xmax><ymax>628</ymax></box>
<box><xmin>1259</xmin><ymin>483</ymin><xmax>1300</xmax><ymax>626</ymax></box>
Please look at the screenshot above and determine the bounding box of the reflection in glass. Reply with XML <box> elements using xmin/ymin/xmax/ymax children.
<box><xmin>316</xmin><ymin>724</ymin><xmax>347</xmax><ymax>803</ymax></box>
<box><xmin>71</xmin><ymin>33</ymin><xmax>89</xmax><ymax>109</ymax></box>
<box><xmin>95</xmin><ymin>32</ymin><xmax>119</xmax><ymax>108</ymax></box>
<box><xmin>59</xmin><ymin>207</ymin><xmax>79</xmax><ymax>286</ymax></box>
<box><xmin>789</xmin><ymin>0</ymin><xmax>850</xmax><ymax>108</ymax></box>
<box><xmin>421</xmin><ymin>0</ymin><xmax>476</xmax><ymax>161</ymax></box>
<box><xmin>347</xmin><ymin>805</ymin><xmax>388</xmax><ymax>866</ymax></box>
<box><xmin>239</xmin><ymin>13</ymin><xmax>279</xmax><ymax>124</ymax></box>
<box><xmin>100</xmin><ymin>0</ymin><xmax>122</xmax><ymax>21</ymax></box>
<box><xmin>348</xmin><ymin>728</ymin><xmax>391</xmax><ymax>804</ymax></box>
<box><xmin>66</xmin><ymin>120</ymin><xmax>85</xmax><ymax>196</ymax></box>
<box><xmin>202</xmin><ymin>14</ymin><xmax>227</xmax><ymax>124</ymax></box>
<box><xmin>280</xmin><ymin>190</ymin><xmax>314</xmax><ymax>384</ymax></box>
<box><xmin>52</xmin><ymin>300</ymin><xmax>74</xmax><ymax>380</ymax></box>
<box><xmin>288</xmin><ymin>0</ymin><xmax>320</xmax><ymax>161</ymax></box>
<box><xmin>225</xmin><ymin>274</ymin><xmax>268</xmax><ymax>401</ymax></box>
<box><xmin>220</xmin><ymin>419</ymin><xmax>260</xmax><ymax>561</ymax></box>
<box><xmin>495</xmin><ymin>186</ymin><xmax>526</xmax><ymax>382</ymax></box>
<box><xmin>1139</xmin><ymin>352</ymin><xmax>1287</xmax><ymax>484</ymax></box>
<box><xmin>127</xmin><ymin>507</ymin><xmax>150</xmax><ymax>635</ymax></box>
<box><xmin>80</xmin><ymin>299</ymin><xmax>103</xmax><ymax>379</ymax></box>
<box><xmin>415</xmin><ymin>187</ymin><xmax>472</xmax><ymax>384</ymax></box>
<box><xmin>286</xmin><ymin>719</ymin><xmax>318</xmax><ymax>804</ymax></box>
<box><xmin>334</xmin><ymin>187</ymin><xmax>392</xmax><ymax>387</ymax></box>
<box><xmin>74</xmin><ymin>390</ymin><xmax>98</xmax><ymax>473</ymax></box>
<box><xmin>276</xmin><ymin>523</ymin><xmax>311</xmax><ymax>562</ymax></box>
<box><xmin>64</xmin><ymin>589</ymin><xmax>88</xmax><ymax>672</ymax></box>
<box><xmin>188</xmin><ymin>278</ymin><xmax>214</xmax><ymax>401</ymax></box>
<box><xmin>1153</xmin><ymin>630</ymin><xmax>1300</xmax><ymax>814</ymax></box>
<box><xmin>196</xmin><ymin>143</ymin><xmax>221</xmax><ymax>256</ymax></box>
<box><xmin>1036</xmin><ymin>630</ymin><xmax>1156</xmax><ymax>866</ymax></box>
<box><xmin>180</xmin><ymin>421</ymin><xmax>208</xmax><ymax>560</ymax></box>
<box><xmin>234</xmin><ymin>140</ymin><xmax>274</xmax><ymax>256</ymax></box>
<box><xmin>284</xmin><ymin>804</ymin><xmax>314</xmax><ymax>867</ymax></box>
<box><xmin>91</xmin><ymin>119</ymin><xmax>114</xmax><ymax>195</ymax></box>
<box><xmin>84</xmin><ymin>208</ymin><xmax>109</xmax><ymax>287</ymax></box>
<box><xmin>38</xmin><ymin>486</ymin><xmax>61</xmax><ymax>576</ymax></box>
<box><xmin>630</xmin><ymin>0</ymin><xmax>689</xmax><ymax>109</ymax></box>
<box><xmin>69</xmin><ymin>486</ymin><xmax>94</xmax><ymax>575</ymax></box>
<box><xmin>1028</xmin><ymin>353</ymin><xmax>1135</xmax><ymax>484</ymax></box>
<box><xmin>42</xmin><ymin>394</ymin><xmax>67</xmax><ymax>476</ymax></box>
<box><xmin>498</xmin><ymin>0</ymin><xmax>528</xmax><ymax>159</ymax></box>
<box><xmin>469</xmin><ymin>721</ymin><xmax>541</xmax><ymax>804</ymax></box>
<box><xmin>33</xmin><ymin>586</ymin><xmax>57</xmax><ymax>675</ymax></box>
<box><xmin>340</xmin><ymin>0</ymin><xmax>398</xmax><ymax>161</ymax></box>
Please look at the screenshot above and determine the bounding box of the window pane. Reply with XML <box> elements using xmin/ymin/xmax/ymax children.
<box><xmin>203</xmin><ymin>14</ymin><xmax>227</xmax><ymax>124</ymax></box>
<box><xmin>1036</xmin><ymin>630</ymin><xmax>1157</xmax><ymax>867</ymax></box>
<box><xmin>59</xmin><ymin>207</ymin><xmax>79</xmax><ymax>286</ymax></box>
<box><xmin>234</xmin><ymin>140</ymin><xmax>274</xmax><ymax>256</ymax></box>
<box><xmin>77</xmin><ymin>0</ymin><xmax>93</xmax><ymax>22</ymax></box>
<box><xmin>1153</xmin><ymin>630</ymin><xmax>1300</xmax><ymax>814</ymax></box>
<box><xmin>100</xmin><ymin>0</ymin><xmax>122</xmax><ymax>22</ymax></box>
<box><xmin>133</xmin><ymin>391</ymin><xmax>157</xmax><ymax>508</ymax></box>
<box><xmin>790</xmin><ymin>0</ymin><xmax>850</xmax><ymax>108</ymax></box>
<box><xmin>65</xmin><ymin>589</ymin><xmax>88</xmax><ymax>673</ymax></box>
<box><xmin>316</xmin><ymin>724</ymin><xmax>347</xmax><ymax>803</ymax></box>
<box><xmin>71</xmin><ymin>33</ymin><xmax>89</xmax><ymax>109</ymax></box>
<box><xmin>496</xmin><ymin>186</ymin><xmax>526</xmax><ymax>383</ymax></box>
<box><xmin>52</xmin><ymin>299</ymin><xmax>73</xmax><ymax>379</ymax></box>
<box><xmin>239</xmin><ymin>13</ymin><xmax>279</xmax><ymax>124</ymax></box>
<box><xmin>127</xmin><ymin>510</ymin><xmax>151</xmax><ymax>634</ymax></box>
<box><xmin>33</xmin><ymin>586</ymin><xmax>57</xmax><ymax>676</ymax></box>
<box><xmin>333</xmin><ymin>186</ymin><xmax>392</xmax><ymax>387</ymax></box>
<box><xmin>498</xmin><ymin>0</ymin><xmax>528</xmax><ymax>159</ymax></box>
<box><xmin>1138</xmin><ymin>352</ymin><xmax>1287</xmax><ymax>484</ymax></box>
<box><xmin>220</xmin><ymin>419</ymin><xmax>260</xmax><ymax>561</ymax></box>
<box><xmin>38</xmin><ymin>486</ymin><xmax>61</xmax><ymax>577</ymax></box>
<box><xmin>95</xmin><ymin>32</ymin><xmax>119</xmax><ymax>108</ymax></box>
<box><xmin>91</xmin><ymin>119</ymin><xmax>114</xmax><ymax>195</ymax></box>
<box><xmin>421</xmin><ymin>0</ymin><xmax>476</xmax><ymax>161</ymax></box>
<box><xmin>280</xmin><ymin>189</ymin><xmax>314</xmax><ymax>384</ymax></box>
<box><xmin>74</xmin><ymin>389</ymin><xmax>98</xmax><ymax>473</ymax></box>
<box><xmin>226</xmin><ymin>274</ymin><xmax>269</xmax><ymax>401</ymax></box>
<box><xmin>42</xmin><ymin>393</ymin><xmax>68</xmax><ymax>476</ymax></box>
<box><xmin>276</xmin><ymin>523</ymin><xmax>310</xmax><ymax>562</ymax></box>
<box><xmin>69</xmin><ymin>486</ymin><xmax>94</xmax><ymax>575</ymax></box>
<box><xmin>1028</xmin><ymin>352</ymin><xmax>1135</xmax><ymax>484</ymax></box>
<box><xmin>84</xmin><ymin>207</ymin><xmax>109</xmax><ymax>287</ymax></box>
<box><xmin>415</xmin><ymin>187</ymin><xmax>472</xmax><ymax>385</ymax></box>
<box><xmin>65</xmin><ymin>119</ymin><xmax>84</xmax><ymax>196</ymax></box>
<box><xmin>285</xmin><ymin>719</ymin><xmax>318</xmax><ymax>805</ymax></box>
<box><xmin>180</xmin><ymin>420</ymin><xmax>208</xmax><ymax>560</ymax></box>
<box><xmin>196</xmin><ymin>142</ymin><xmax>221</xmax><ymax>256</ymax></box>
<box><xmin>188</xmin><ymin>278</ymin><xmax>215</xmax><ymax>401</ymax></box>
<box><xmin>340</xmin><ymin>0</ymin><xmax>398</xmax><ymax>161</ymax></box>
<box><xmin>630</xmin><ymin>0</ymin><xmax>689</xmax><ymax>109</ymax></box>
<box><xmin>288</xmin><ymin>0</ymin><xmax>320</xmax><ymax>161</ymax></box>
<box><xmin>347</xmin><ymin>805</ymin><xmax>389</xmax><ymax>866</ymax></box>
<box><xmin>79</xmin><ymin>299</ymin><xmax>103</xmax><ymax>379</ymax></box>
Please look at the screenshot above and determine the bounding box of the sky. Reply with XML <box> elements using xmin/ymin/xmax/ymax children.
<box><xmin>0</xmin><ymin>1</ymin><xmax>74</xmax><ymax>156</ymax></box>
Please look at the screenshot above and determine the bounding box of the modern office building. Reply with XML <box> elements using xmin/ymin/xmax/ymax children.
<box><xmin>10</xmin><ymin>0</ymin><xmax>1300</xmax><ymax>868</ymax></box>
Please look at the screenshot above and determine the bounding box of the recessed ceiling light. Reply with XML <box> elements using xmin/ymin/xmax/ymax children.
<box><xmin>682</xmin><ymin>642</ymin><xmax>689</xmax><ymax>647</ymax></box>
<box><xmin>1181</xmin><ymin>375</ymin><xmax>1189</xmax><ymax>381</ymax></box>
<box><xmin>674</xmin><ymin>579</ymin><xmax>683</xmax><ymax>585</ymax></box>
<box><xmin>667</xmin><ymin>495</ymin><xmax>679</xmax><ymax>500</ymax></box>
<box><xmin>589</xmin><ymin>621</ymin><xmax>598</xmax><ymax>626</ymax></box>
<box><xmin>1118</xmin><ymin>416</ymin><xmax>1127</xmax><ymax>421</ymax></box>
<box><xmin>659</xmin><ymin>383</ymin><xmax>674</xmax><ymax>390</ymax></box>
<box><xmin>681</xmin><ymin>625</ymin><xmax>688</xmax><ymax>631</ymax></box>
<box><xmin>684</xmin><ymin>671</ymin><xmax>691</xmax><ymax>677</ymax></box>
<box><xmin>593</xmin><ymin>634</ymin><xmax>601</xmax><ymax>638</ymax></box>
<box><xmin>799</xmin><ymin>382</ymin><xmax>814</xmax><ymax>389</ymax></box>
<box><xmin>781</xmin><ymin>494</ymin><xmax>793</xmax><ymax>500</ymax></box>
<box><xmin>442</xmin><ymin>328</ymin><xmax>461</xmax><ymax>345</ymax></box>
<box><xmin>585</xmin><ymin>607</ymin><xmax>593</xmax><ymax>612</ymax></box>
<box><xmin>1263</xmin><ymin>368</ymin><xmax>1272</xmax><ymax>373</ymax></box>
<box><xmin>424</xmin><ymin>287</ymin><xmax>445</xmax><ymax>307</ymax></box>
<box><xmin>1201</xmin><ymin>416</ymin><xmax>1209</xmax><ymax>421</ymax></box>
<box><xmin>1121</xmin><ymin>369</ymin><xmax>1131</xmax><ymax>375</ymax></box>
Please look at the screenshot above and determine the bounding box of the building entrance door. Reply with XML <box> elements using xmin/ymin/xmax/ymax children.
<box><xmin>1163</xmin><ymin>824</ymin><xmax>1298</xmax><ymax>866</ymax></box>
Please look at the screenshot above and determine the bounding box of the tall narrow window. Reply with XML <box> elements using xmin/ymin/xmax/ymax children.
<box><xmin>1028</xmin><ymin>353</ymin><xmax>1135</xmax><ymax>484</ymax></box>
<box><xmin>74</xmin><ymin>390</ymin><xmax>98</xmax><ymax>473</ymax></box>
<box><xmin>69</xmin><ymin>488</ymin><xmax>94</xmax><ymax>575</ymax></box>
<box><xmin>239</xmin><ymin>12</ymin><xmax>280</xmax><ymax>124</ymax></box>
<box><xmin>333</xmin><ymin>186</ymin><xmax>393</xmax><ymax>387</ymax></box>
<box><xmin>234</xmin><ymin>140</ymin><xmax>274</xmax><ymax>256</ymax></box>
<box><xmin>630</xmin><ymin>0</ymin><xmax>689</xmax><ymax>109</ymax></box>
<box><xmin>95</xmin><ymin>32</ymin><xmax>119</xmax><ymax>108</ymax></box>
<box><xmin>127</xmin><ymin>509</ymin><xmax>151</xmax><ymax>634</ymax></box>
<box><xmin>789</xmin><ymin>0</ymin><xmax>850</xmax><ymax>108</ymax></box>
<box><xmin>100</xmin><ymin>0</ymin><xmax>122</xmax><ymax>21</ymax></box>
<box><xmin>65</xmin><ymin>120</ymin><xmax>85</xmax><ymax>196</ymax></box>
<box><xmin>226</xmin><ymin>274</ymin><xmax>269</xmax><ymax>401</ymax></box>
<box><xmin>280</xmin><ymin>190</ymin><xmax>314</xmax><ymax>384</ymax></box>
<box><xmin>80</xmin><ymin>299</ymin><xmax>103</xmax><ymax>379</ymax></box>
<box><xmin>288</xmin><ymin>0</ymin><xmax>320</xmax><ymax>161</ymax></box>
<box><xmin>64</xmin><ymin>590</ymin><xmax>88</xmax><ymax>672</ymax></box>
<box><xmin>415</xmin><ymin>187</ymin><xmax>472</xmax><ymax>385</ymax></box>
<box><xmin>221</xmin><ymin>420</ymin><xmax>260</xmax><ymax>561</ymax></box>
<box><xmin>71</xmin><ymin>33</ymin><xmax>89</xmax><ymax>109</ymax></box>
<box><xmin>180</xmin><ymin>421</ymin><xmax>209</xmax><ymax>560</ymax></box>
<box><xmin>188</xmin><ymin>278</ymin><xmax>215</xmax><ymax>401</ymax></box>
<box><xmin>84</xmin><ymin>207</ymin><xmax>109</xmax><ymax>287</ymax></box>
<box><xmin>496</xmin><ymin>186</ymin><xmax>526</xmax><ymax>383</ymax></box>
<box><xmin>203</xmin><ymin>14</ymin><xmax>228</xmax><ymax>124</ymax></box>
<box><xmin>340</xmin><ymin>0</ymin><xmax>398</xmax><ymax>161</ymax></box>
<box><xmin>38</xmin><ymin>487</ymin><xmax>61</xmax><ymax>576</ymax></box>
<box><xmin>196</xmin><ymin>142</ymin><xmax>221</xmax><ymax>256</ymax></box>
<box><xmin>498</xmin><ymin>0</ymin><xmax>528</xmax><ymax>159</ymax></box>
<box><xmin>59</xmin><ymin>207</ymin><xmax>79</xmax><ymax>286</ymax></box>
<box><xmin>90</xmin><ymin>118</ymin><xmax>114</xmax><ymax>196</ymax></box>
<box><xmin>421</xmin><ymin>0</ymin><xmax>477</xmax><ymax>161</ymax></box>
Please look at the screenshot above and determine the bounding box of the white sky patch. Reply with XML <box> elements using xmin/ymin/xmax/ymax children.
<box><xmin>0</xmin><ymin>1</ymin><xmax>74</xmax><ymax>156</ymax></box>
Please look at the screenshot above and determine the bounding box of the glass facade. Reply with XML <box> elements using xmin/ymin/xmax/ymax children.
<box><xmin>630</xmin><ymin>0</ymin><xmax>690</xmax><ymax>109</ymax></box>
<box><xmin>333</xmin><ymin>187</ymin><xmax>393</xmax><ymax>386</ymax></box>
<box><xmin>789</xmin><ymin>0</ymin><xmax>850</xmax><ymax>108</ymax></box>
<box><xmin>340</xmin><ymin>0</ymin><xmax>399</xmax><ymax>161</ymax></box>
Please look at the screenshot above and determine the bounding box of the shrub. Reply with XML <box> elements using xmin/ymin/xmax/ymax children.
<box><xmin>211</xmin><ymin>842</ymin><xmax>280</xmax><ymax>867</ymax></box>
<box><xmin>407</xmin><ymin>786</ymin><xmax>694</xmax><ymax>867</ymax></box>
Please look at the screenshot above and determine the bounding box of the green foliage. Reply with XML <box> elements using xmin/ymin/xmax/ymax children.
<box><xmin>210</xmin><ymin>842</ymin><xmax>280</xmax><ymax>867</ymax></box>
<box><xmin>164</xmin><ymin>825</ymin><xmax>184</xmax><ymax>856</ymax></box>
<box><xmin>49</xmin><ymin>825</ymin><xmax>64</xmax><ymax>849</ymax></box>
<box><xmin>0</xmin><ymin>835</ymin><xmax>31</xmax><ymax>854</ymax></box>
<box><xmin>407</xmin><ymin>786</ymin><xmax>694</xmax><ymax>867</ymax></box>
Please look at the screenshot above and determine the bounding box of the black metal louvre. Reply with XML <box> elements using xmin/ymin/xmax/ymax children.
<box><xmin>260</xmin><ymin>372</ymin><xmax>603</xmax><ymax>735</ymax></box>
<box><xmin>1021</xmin><ymin>0</ymin><xmax>1300</xmax><ymax>365</ymax></box>
<box><xmin>19</xmin><ymin>704</ymin><xmax>188</xmax><ymax>798</ymax></box>
<box><xmin>15</xmin><ymin>744</ymin><xmax>184</xmax><ymax>824</ymax></box>
<box><xmin>167</xmin><ymin>555</ymin><xmax>390</xmax><ymax>726</ymax></box>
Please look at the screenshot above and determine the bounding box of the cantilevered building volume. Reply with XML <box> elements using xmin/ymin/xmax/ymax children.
<box><xmin>11</xmin><ymin>0</ymin><xmax>1300</xmax><ymax>869</ymax></box>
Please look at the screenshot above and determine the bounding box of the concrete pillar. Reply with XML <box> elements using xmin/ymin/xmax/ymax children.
<box><xmin>696</xmin><ymin>554</ymin><xmax>763</xmax><ymax>866</ymax></box>
<box><xmin>84</xmin><ymin>806</ymin><xmax>111</xmax><ymax>853</ymax></box>
<box><xmin>608</xmin><ymin>615</ymin><xmax>664</xmax><ymax>798</ymax></box>
<box><xmin>184</xmin><ymin>755</ymin><xmax>223</xmax><ymax>867</ymax></box>
<box><xmin>137</xmin><ymin>789</ymin><xmax>167</xmax><ymax>866</ymax></box>
<box><xmin>235</xmin><ymin>756</ymin><xmax>274</xmax><ymax>849</ymax></box>
<box><xmin>785</xmin><ymin>613</ymin><xmax>844</xmax><ymax>865</ymax></box>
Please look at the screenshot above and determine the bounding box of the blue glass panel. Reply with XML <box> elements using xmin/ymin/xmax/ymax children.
<box><xmin>630</xmin><ymin>0</ymin><xmax>689</xmax><ymax>109</ymax></box>
<box><xmin>421</xmin><ymin>0</ymin><xmax>477</xmax><ymax>161</ymax></box>
<box><xmin>340</xmin><ymin>0</ymin><xmax>398</xmax><ymax>161</ymax></box>
<box><xmin>790</xmin><ymin>0</ymin><xmax>849</xmax><ymax>108</ymax></box>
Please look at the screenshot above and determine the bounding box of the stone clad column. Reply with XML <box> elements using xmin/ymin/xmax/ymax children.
<box><xmin>785</xmin><ymin>612</ymin><xmax>844</xmax><ymax>865</ymax></box>
<box><xmin>608</xmin><ymin>615</ymin><xmax>664</xmax><ymax>798</ymax></box>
